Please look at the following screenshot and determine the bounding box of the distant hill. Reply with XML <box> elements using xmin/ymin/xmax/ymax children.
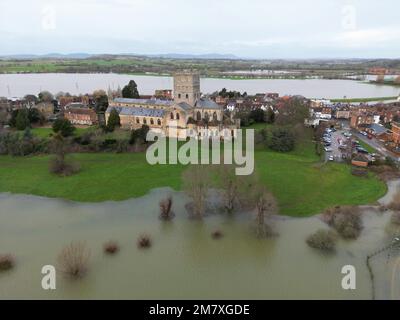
<box><xmin>0</xmin><ymin>53</ymin><xmax>93</xmax><ymax>60</ymax></box>
<box><xmin>145</xmin><ymin>53</ymin><xmax>241</xmax><ymax>60</ymax></box>
<box><xmin>0</xmin><ymin>52</ymin><xmax>241</xmax><ymax>61</ymax></box>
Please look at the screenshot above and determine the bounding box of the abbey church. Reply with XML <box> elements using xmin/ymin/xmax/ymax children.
<box><xmin>105</xmin><ymin>71</ymin><xmax>238</xmax><ymax>138</ymax></box>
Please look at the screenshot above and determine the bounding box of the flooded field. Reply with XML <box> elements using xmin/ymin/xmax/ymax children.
<box><xmin>0</xmin><ymin>184</ymin><xmax>399</xmax><ymax>300</ymax></box>
<box><xmin>1</xmin><ymin>73</ymin><xmax>399</xmax><ymax>99</ymax></box>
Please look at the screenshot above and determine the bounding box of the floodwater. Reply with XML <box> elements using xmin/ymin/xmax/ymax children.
<box><xmin>0</xmin><ymin>184</ymin><xmax>399</xmax><ymax>299</ymax></box>
<box><xmin>0</xmin><ymin>73</ymin><xmax>399</xmax><ymax>99</ymax></box>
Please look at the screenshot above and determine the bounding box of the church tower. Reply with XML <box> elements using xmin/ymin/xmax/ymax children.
<box><xmin>173</xmin><ymin>70</ymin><xmax>201</xmax><ymax>106</ymax></box>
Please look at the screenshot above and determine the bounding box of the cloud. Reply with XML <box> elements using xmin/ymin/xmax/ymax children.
<box><xmin>334</xmin><ymin>27</ymin><xmax>400</xmax><ymax>47</ymax></box>
<box><xmin>0</xmin><ymin>0</ymin><xmax>399</xmax><ymax>58</ymax></box>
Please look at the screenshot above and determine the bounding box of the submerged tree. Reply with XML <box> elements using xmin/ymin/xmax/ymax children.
<box><xmin>0</xmin><ymin>254</ymin><xmax>15</xmax><ymax>272</ymax></box>
<box><xmin>57</xmin><ymin>242</ymin><xmax>91</xmax><ymax>279</ymax></box>
<box><xmin>306</xmin><ymin>229</ymin><xmax>337</xmax><ymax>252</ymax></box>
<box><xmin>182</xmin><ymin>165</ymin><xmax>211</xmax><ymax>219</ymax></box>
<box><xmin>253</xmin><ymin>185</ymin><xmax>278</xmax><ymax>238</ymax></box>
<box><xmin>159</xmin><ymin>196</ymin><xmax>175</xmax><ymax>220</ymax></box>
<box><xmin>238</xmin><ymin>173</ymin><xmax>278</xmax><ymax>238</ymax></box>
<box><xmin>214</xmin><ymin>164</ymin><xmax>241</xmax><ymax>214</ymax></box>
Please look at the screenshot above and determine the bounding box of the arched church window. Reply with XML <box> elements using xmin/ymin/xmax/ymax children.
<box><xmin>197</xmin><ymin>111</ymin><xmax>201</xmax><ymax>121</ymax></box>
<box><xmin>157</xmin><ymin>119</ymin><xmax>161</xmax><ymax>125</ymax></box>
<box><xmin>150</xmin><ymin>118</ymin><xmax>154</xmax><ymax>125</ymax></box>
<box><xmin>176</xmin><ymin>113</ymin><xmax>180</xmax><ymax>120</ymax></box>
<box><xmin>170</xmin><ymin>112</ymin><xmax>174</xmax><ymax>119</ymax></box>
<box><xmin>136</xmin><ymin>118</ymin><xmax>140</xmax><ymax>124</ymax></box>
<box><xmin>178</xmin><ymin>94</ymin><xmax>181</xmax><ymax>99</ymax></box>
<box><xmin>213</xmin><ymin>112</ymin><xmax>218</xmax><ymax>121</ymax></box>
<box><xmin>143</xmin><ymin>118</ymin><xmax>147</xmax><ymax>124</ymax></box>
<box><xmin>186</xmin><ymin>94</ymin><xmax>189</xmax><ymax>99</ymax></box>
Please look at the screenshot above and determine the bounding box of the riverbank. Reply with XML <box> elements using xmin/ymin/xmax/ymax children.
<box><xmin>331</xmin><ymin>96</ymin><xmax>398</xmax><ymax>103</ymax></box>
<box><xmin>0</xmin><ymin>143</ymin><xmax>387</xmax><ymax>216</ymax></box>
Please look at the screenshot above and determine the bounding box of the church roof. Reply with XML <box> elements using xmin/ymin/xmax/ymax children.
<box><xmin>195</xmin><ymin>98</ymin><xmax>221</xmax><ymax>110</ymax></box>
<box><xmin>176</xmin><ymin>102</ymin><xmax>193</xmax><ymax>111</ymax></box>
<box><xmin>107</xmin><ymin>106</ymin><xmax>166</xmax><ymax>118</ymax></box>
<box><xmin>113</xmin><ymin>97</ymin><xmax>174</xmax><ymax>106</ymax></box>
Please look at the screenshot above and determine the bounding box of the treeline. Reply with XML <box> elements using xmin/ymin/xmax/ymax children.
<box><xmin>235</xmin><ymin>97</ymin><xmax>310</xmax><ymax>153</ymax></box>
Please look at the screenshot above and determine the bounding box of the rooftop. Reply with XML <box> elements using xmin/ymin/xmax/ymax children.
<box><xmin>113</xmin><ymin>97</ymin><xmax>174</xmax><ymax>106</ymax></box>
<box><xmin>107</xmin><ymin>106</ymin><xmax>166</xmax><ymax>118</ymax></box>
<box><xmin>195</xmin><ymin>98</ymin><xmax>221</xmax><ymax>110</ymax></box>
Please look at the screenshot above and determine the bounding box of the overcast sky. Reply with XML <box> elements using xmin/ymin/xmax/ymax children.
<box><xmin>0</xmin><ymin>0</ymin><xmax>399</xmax><ymax>58</ymax></box>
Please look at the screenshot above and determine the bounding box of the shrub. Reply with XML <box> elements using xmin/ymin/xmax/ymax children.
<box><xmin>52</xmin><ymin>118</ymin><xmax>75</xmax><ymax>137</ymax></box>
<box><xmin>106</xmin><ymin>108</ymin><xmax>120</xmax><ymax>132</ymax></box>
<box><xmin>57</xmin><ymin>242</ymin><xmax>91</xmax><ymax>279</ymax></box>
<box><xmin>159</xmin><ymin>196</ymin><xmax>174</xmax><ymax>220</ymax></box>
<box><xmin>324</xmin><ymin>206</ymin><xmax>363</xmax><ymax>239</ymax></box>
<box><xmin>137</xmin><ymin>234</ymin><xmax>152</xmax><ymax>249</ymax></box>
<box><xmin>15</xmin><ymin>109</ymin><xmax>30</xmax><ymax>130</ymax></box>
<box><xmin>391</xmin><ymin>211</ymin><xmax>400</xmax><ymax>225</ymax></box>
<box><xmin>0</xmin><ymin>254</ymin><xmax>15</xmax><ymax>271</ymax></box>
<box><xmin>388</xmin><ymin>192</ymin><xmax>400</xmax><ymax>211</ymax></box>
<box><xmin>211</xmin><ymin>230</ymin><xmax>223</xmax><ymax>239</ymax></box>
<box><xmin>103</xmin><ymin>241</ymin><xmax>120</xmax><ymax>255</ymax></box>
<box><xmin>306</xmin><ymin>229</ymin><xmax>337</xmax><ymax>251</ymax></box>
<box><xmin>268</xmin><ymin>127</ymin><xmax>295</xmax><ymax>152</ymax></box>
<box><xmin>49</xmin><ymin>157</ymin><xmax>81</xmax><ymax>176</ymax></box>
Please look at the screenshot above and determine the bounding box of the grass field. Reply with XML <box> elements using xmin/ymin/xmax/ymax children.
<box><xmin>357</xmin><ymin>139</ymin><xmax>377</xmax><ymax>153</ymax></box>
<box><xmin>22</xmin><ymin>127</ymin><xmax>95</xmax><ymax>138</ymax></box>
<box><xmin>0</xmin><ymin>135</ymin><xmax>387</xmax><ymax>216</ymax></box>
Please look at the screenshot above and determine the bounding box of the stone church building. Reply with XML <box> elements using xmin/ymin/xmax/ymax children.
<box><xmin>105</xmin><ymin>71</ymin><xmax>237</xmax><ymax>138</ymax></box>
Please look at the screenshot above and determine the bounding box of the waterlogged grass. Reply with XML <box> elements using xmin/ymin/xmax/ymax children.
<box><xmin>0</xmin><ymin>136</ymin><xmax>387</xmax><ymax>216</ymax></box>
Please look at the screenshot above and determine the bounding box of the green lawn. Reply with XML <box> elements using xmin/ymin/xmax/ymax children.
<box><xmin>27</xmin><ymin>127</ymin><xmax>95</xmax><ymax>138</ymax></box>
<box><xmin>357</xmin><ymin>139</ymin><xmax>377</xmax><ymax>154</ymax></box>
<box><xmin>0</xmin><ymin>137</ymin><xmax>387</xmax><ymax>216</ymax></box>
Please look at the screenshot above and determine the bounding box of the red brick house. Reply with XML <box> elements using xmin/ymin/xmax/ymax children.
<box><xmin>64</xmin><ymin>107</ymin><xmax>98</xmax><ymax>125</ymax></box>
<box><xmin>392</xmin><ymin>122</ymin><xmax>400</xmax><ymax>145</ymax></box>
<box><xmin>350</xmin><ymin>112</ymin><xmax>374</xmax><ymax>128</ymax></box>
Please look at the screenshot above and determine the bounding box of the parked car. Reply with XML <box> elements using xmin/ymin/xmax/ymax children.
<box><xmin>328</xmin><ymin>156</ymin><xmax>334</xmax><ymax>161</ymax></box>
<box><xmin>324</xmin><ymin>147</ymin><xmax>333</xmax><ymax>152</ymax></box>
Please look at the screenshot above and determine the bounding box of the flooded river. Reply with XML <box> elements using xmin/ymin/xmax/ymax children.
<box><xmin>0</xmin><ymin>73</ymin><xmax>399</xmax><ymax>99</ymax></box>
<box><xmin>0</xmin><ymin>183</ymin><xmax>399</xmax><ymax>299</ymax></box>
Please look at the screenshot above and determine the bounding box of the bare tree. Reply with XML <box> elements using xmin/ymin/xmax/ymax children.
<box><xmin>57</xmin><ymin>242</ymin><xmax>91</xmax><ymax>279</ymax></box>
<box><xmin>214</xmin><ymin>164</ymin><xmax>241</xmax><ymax>214</ymax></box>
<box><xmin>182</xmin><ymin>165</ymin><xmax>211</xmax><ymax>219</ymax></box>
<box><xmin>49</xmin><ymin>133</ymin><xmax>80</xmax><ymax>176</ymax></box>
<box><xmin>238</xmin><ymin>173</ymin><xmax>278</xmax><ymax>237</ymax></box>
<box><xmin>253</xmin><ymin>185</ymin><xmax>278</xmax><ymax>237</ymax></box>
<box><xmin>159</xmin><ymin>196</ymin><xmax>175</xmax><ymax>220</ymax></box>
